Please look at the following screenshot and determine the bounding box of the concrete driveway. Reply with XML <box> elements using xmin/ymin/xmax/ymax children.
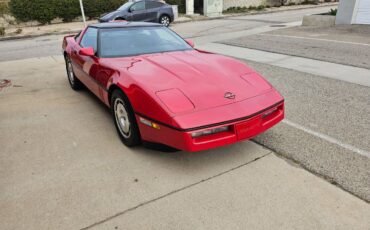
<box><xmin>1</xmin><ymin>54</ymin><xmax>369</xmax><ymax>230</ymax></box>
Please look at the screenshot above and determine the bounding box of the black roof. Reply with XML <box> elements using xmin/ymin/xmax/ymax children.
<box><xmin>90</xmin><ymin>21</ymin><xmax>162</xmax><ymax>28</ymax></box>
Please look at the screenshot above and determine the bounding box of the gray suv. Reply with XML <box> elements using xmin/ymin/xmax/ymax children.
<box><xmin>99</xmin><ymin>0</ymin><xmax>174</xmax><ymax>26</ymax></box>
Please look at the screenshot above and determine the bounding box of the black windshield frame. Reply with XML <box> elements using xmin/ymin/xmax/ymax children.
<box><xmin>97</xmin><ymin>26</ymin><xmax>194</xmax><ymax>58</ymax></box>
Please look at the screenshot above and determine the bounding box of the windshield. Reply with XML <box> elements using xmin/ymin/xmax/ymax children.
<box><xmin>117</xmin><ymin>2</ymin><xmax>133</xmax><ymax>11</ymax></box>
<box><xmin>99</xmin><ymin>27</ymin><xmax>193</xmax><ymax>58</ymax></box>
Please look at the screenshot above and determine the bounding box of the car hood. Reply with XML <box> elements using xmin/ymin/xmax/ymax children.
<box><xmin>107</xmin><ymin>50</ymin><xmax>274</xmax><ymax>114</ymax></box>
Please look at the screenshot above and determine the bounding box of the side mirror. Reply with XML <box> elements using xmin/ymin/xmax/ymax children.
<box><xmin>79</xmin><ymin>47</ymin><xmax>95</xmax><ymax>56</ymax></box>
<box><xmin>185</xmin><ymin>39</ymin><xmax>194</xmax><ymax>48</ymax></box>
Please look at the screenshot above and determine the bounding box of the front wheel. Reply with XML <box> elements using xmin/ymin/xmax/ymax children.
<box><xmin>159</xmin><ymin>15</ymin><xmax>170</xmax><ymax>27</ymax></box>
<box><xmin>111</xmin><ymin>90</ymin><xmax>141</xmax><ymax>147</ymax></box>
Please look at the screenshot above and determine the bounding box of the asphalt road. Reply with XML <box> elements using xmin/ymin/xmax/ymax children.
<box><xmin>244</xmin><ymin>60</ymin><xmax>370</xmax><ymax>201</ymax></box>
<box><xmin>221</xmin><ymin>25</ymin><xmax>370</xmax><ymax>69</ymax></box>
<box><xmin>0</xmin><ymin>6</ymin><xmax>336</xmax><ymax>62</ymax></box>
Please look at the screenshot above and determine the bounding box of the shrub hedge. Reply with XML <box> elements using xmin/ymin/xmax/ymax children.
<box><xmin>9</xmin><ymin>0</ymin><xmax>127</xmax><ymax>24</ymax></box>
<box><xmin>166</xmin><ymin>0</ymin><xmax>185</xmax><ymax>13</ymax></box>
<box><xmin>55</xmin><ymin>0</ymin><xmax>81</xmax><ymax>22</ymax></box>
<box><xmin>83</xmin><ymin>0</ymin><xmax>126</xmax><ymax>19</ymax></box>
<box><xmin>9</xmin><ymin>0</ymin><xmax>33</xmax><ymax>22</ymax></box>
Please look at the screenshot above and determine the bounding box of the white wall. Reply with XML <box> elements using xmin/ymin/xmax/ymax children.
<box><xmin>223</xmin><ymin>0</ymin><xmax>265</xmax><ymax>10</ymax></box>
<box><xmin>204</xmin><ymin>0</ymin><xmax>224</xmax><ymax>16</ymax></box>
<box><xmin>335</xmin><ymin>0</ymin><xmax>356</xmax><ymax>24</ymax></box>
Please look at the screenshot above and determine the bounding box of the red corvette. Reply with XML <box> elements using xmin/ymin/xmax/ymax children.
<box><xmin>62</xmin><ymin>22</ymin><xmax>284</xmax><ymax>152</ymax></box>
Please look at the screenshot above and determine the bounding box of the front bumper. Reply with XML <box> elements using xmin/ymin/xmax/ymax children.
<box><xmin>137</xmin><ymin>100</ymin><xmax>284</xmax><ymax>152</ymax></box>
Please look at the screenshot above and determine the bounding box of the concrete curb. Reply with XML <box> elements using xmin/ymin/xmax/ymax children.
<box><xmin>0</xmin><ymin>3</ymin><xmax>338</xmax><ymax>41</ymax></box>
<box><xmin>175</xmin><ymin>2</ymin><xmax>338</xmax><ymax>23</ymax></box>
<box><xmin>0</xmin><ymin>29</ymin><xmax>82</xmax><ymax>41</ymax></box>
<box><xmin>222</xmin><ymin>2</ymin><xmax>338</xmax><ymax>18</ymax></box>
<box><xmin>302</xmin><ymin>15</ymin><xmax>336</xmax><ymax>27</ymax></box>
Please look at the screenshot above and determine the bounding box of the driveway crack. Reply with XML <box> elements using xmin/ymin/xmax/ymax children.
<box><xmin>80</xmin><ymin>151</ymin><xmax>271</xmax><ymax>230</ymax></box>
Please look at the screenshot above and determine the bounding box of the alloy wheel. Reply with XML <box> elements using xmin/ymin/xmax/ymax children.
<box><xmin>114</xmin><ymin>98</ymin><xmax>131</xmax><ymax>138</ymax></box>
<box><xmin>160</xmin><ymin>16</ymin><xmax>170</xmax><ymax>27</ymax></box>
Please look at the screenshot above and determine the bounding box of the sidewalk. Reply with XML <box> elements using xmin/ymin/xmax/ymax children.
<box><xmin>0</xmin><ymin>2</ymin><xmax>338</xmax><ymax>41</ymax></box>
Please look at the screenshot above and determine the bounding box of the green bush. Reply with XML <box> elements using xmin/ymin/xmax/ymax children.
<box><xmin>31</xmin><ymin>0</ymin><xmax>57</xmax><ymax>24</ymax></box>
<box><xmin>256</xmin><ymin>5</ymin><xmax>265</xmax><ymax>10</ymax></box>
<box><xmin>9</xmin><ymin>0</ymin><xmax>127</xmax><ymax>23</ymax></box>
<box><xmin>9</xmin><ymin>0</ymin><xmax>33</xmax><ymax>22</ymax></box>
<box><xmin>84</xmin><ymin>0</ymin><xmax>126</xmax><ymax>19</ymax></box>
<box><xmin>329</xmin><ymin>8</ymin><xmax>337</xmax><ymax>16</ymax></box>
<box><xmin>166</xmin><ymin>0</ymin><xmax>185</xmax><ymax>14</ymax></box>
<box><xmin>0</xmin><ymin>2</ymin><xmax>9</xmax><ymax>16</ymax></box>
<box><xmin>10</xmin><ymin>0</ymin><xmax>55</xmax><ymax>24</ymax></box>
<box><xmin>56</xmin><ymin>0</ymin><xmax>81</xmax><ymax>22</ymax></box>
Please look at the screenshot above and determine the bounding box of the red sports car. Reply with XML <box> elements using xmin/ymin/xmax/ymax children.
<box><xmin>62</xmin><ymin>22</ymin><xmax>284</xmax><ymax>152</ymax></box>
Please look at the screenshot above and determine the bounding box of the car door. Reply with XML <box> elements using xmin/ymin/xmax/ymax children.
<box><xmin>128</xmin><ymin>1</ymin><xmax>148</xmax><ymax>21</ymax></box>
<box><xmin>70</xmin><ymin>27</ymin><xmax>100</xmax><ymax>96</ymax></box>
<box><xmin>145</xmin><ymin>1</ymin><xmax>164</xmax><ymax>22</ymax></box>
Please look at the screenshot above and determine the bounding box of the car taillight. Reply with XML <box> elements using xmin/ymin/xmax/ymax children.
<box><xmin>191</xmin><ymin>126</ymin><xmax>230</xmax><ymax>138</ymax></box>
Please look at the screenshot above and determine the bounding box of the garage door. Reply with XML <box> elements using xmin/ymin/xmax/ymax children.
<box><xmin>354</xmin><ymin>0</ymin><xmax>370</xmax><ymax>24</ymax></box>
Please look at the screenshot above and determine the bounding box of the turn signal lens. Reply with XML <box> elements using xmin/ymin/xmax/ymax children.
<box><xmin>152</xmin><ymin>123</ymin><xmax>160</xmax><ymax>130</ymax></box>
<box><xmin>139</xmin><ymin>117</ymin><xmax>160</xmax><ymax>130</ymax></box>
<box><xmin>191</xmin><ymin>126</ymin><xmax>229</xmax><ymax>138</ymax></box>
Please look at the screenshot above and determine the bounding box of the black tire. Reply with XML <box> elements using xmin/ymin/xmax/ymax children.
<box><xmin>65</xmin><ymin>55</ymin><xmax>84</xmax><ymax>90</ymax></box>
<box><xmin>159</xmin><ymin>15</ymin><xmax>171</xmax><ymax>27</ymax></box>
<box><xmin>111</xmin><ymin>89</ymin><xmax>141</xmax><ymax>147</ymax></box>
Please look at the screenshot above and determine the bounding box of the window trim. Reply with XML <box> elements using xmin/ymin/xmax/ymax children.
<box><xmin>129</xmin><ymin>1</ymin><xmax>146</xmax><ymax>12</ymax></box>
<box><xmin>79</xmin><ymin>26</ymin><xmax>99</xmax><ymax>57</ymax></box>
<box><xmin>74</xmin><ymin>31</ymin><xmax>82</xmax><ymax>42</ymax></box>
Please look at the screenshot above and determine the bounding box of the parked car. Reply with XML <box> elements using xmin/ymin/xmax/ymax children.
<box><xmin>99</xmin><ymin>0</ymin><xmax>174</xmax><ymax>26</ymax></box>
<box><xmin>62</xmin><ymin>22</ymin><xmax>285</xmax><ymax>152</ymax></box>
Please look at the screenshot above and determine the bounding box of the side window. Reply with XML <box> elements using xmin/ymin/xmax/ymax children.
<box><xmin>146</xmin><ymin>1</ymin><xmax>164</xmax><ymax>9</ymax></box>
<box><xmin>130</xmin><ymin>1</ymin><xmax>145</xmax><ymax>11</ymax></box>
<box><xmin>80</xmin><ymin>27</ymin><xmax>98</xmax><ymax>53</ymax></box>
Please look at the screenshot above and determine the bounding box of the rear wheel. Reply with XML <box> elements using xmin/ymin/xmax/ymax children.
<box><xmin>111</xmin><ymin>90</ymin><xmax>141</xmax><ymax>147</ymax></box>
<box><xmin>65</xmin><ymin>56</ymin><xmax>83</xmax><ymax>90</ymax></box>
<box><xmin>159</xmin><ymin>15</ymin><xmax>170</xmax><ymax>27</ymax></box>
